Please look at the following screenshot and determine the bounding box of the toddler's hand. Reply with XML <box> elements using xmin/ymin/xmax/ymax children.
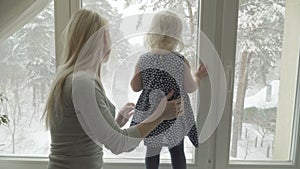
<box><xmin>195</xmin><ymin>64</ymin><xmax>208</xmax><ymax>80</ymax></box>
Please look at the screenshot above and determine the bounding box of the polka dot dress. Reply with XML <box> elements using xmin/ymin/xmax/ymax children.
<box><xmin>130</xmin><ymin>51</ymin><xmax>199</xmax><ymax>148</ymax></box>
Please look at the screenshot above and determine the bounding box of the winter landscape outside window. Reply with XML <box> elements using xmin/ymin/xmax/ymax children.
<box><xmin>0</xmin><ymin>1</ymin><xmax>54</xmax><ymax>156</ymax></box>
<box><xmin>230</xmin><ymin>0</ymin><xmax>300</xmax><ymax>162</ymax></box>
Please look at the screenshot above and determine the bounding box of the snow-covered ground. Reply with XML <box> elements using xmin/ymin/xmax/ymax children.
<box><xmin>231</xmin><ymin>123</ymin><xmax>274</xmax><ymax>160</ymax></box>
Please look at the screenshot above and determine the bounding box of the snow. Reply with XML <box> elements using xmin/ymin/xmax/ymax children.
<box><xmin>231</xmin><ymin>123</ymin><xmax>274</xmax><ymax>160</ymax></box>
<box><xmin>244</xmin><ymin>80</ymin><xmax>279</xmax><ymax>109</ymax></box>
<box><xmin>230</xmin><ymin>81</ymin><xmax>280</xmax><ymax>160</ymax></box>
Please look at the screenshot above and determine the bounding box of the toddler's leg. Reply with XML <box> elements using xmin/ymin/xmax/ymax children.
<box><xmin>145</xmin><ymin>146</ymin><xmax>162</xmax><ymax>169</ymax></box>
<box><xmin>169</xmin><ymin>141</ymin><xmax>187</xmax><ymax>169</ymax></box>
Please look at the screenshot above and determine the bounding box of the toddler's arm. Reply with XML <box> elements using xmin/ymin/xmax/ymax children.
<box><xmin>130</xmin><ymin>60</ymin><xmax>143</xmax><ymax>92</ymax></box>
<box><xmin>183</xmin><ymin>59</ymin><xmax>208</xmax><ymax>93</ymax></box>
<box><xmin>183</xmin><ymin>58</ymin><xmax>198</xmax><ymax>93</ymax></box>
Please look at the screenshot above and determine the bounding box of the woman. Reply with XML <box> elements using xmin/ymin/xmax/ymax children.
<box><xmin>43</xmin><ymin>9</ymin><xmax>181</xmax><ymax>169</ymax></box>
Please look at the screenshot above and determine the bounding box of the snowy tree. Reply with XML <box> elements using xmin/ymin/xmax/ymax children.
<box><xmin>83</xmin><ymin>0</ymin><xmax>131</xmax><ymax>68</ymax></box>
<box><xmin>0</xmin><ymin>34</ymin><xmax>30</xmax><ymax>153</ymax></box>
<box><xmin>121</xmin><ymin>0</ymin><xmax>199</xmax><ymax>67</ymax></box>
<box><xmin>83</xmin><ymin>0</ymin><xmax>130</xmax><ymax>56</ymax></box>
<box><xmin>0</xmin><ymin>2</ymin><xmax>54</xmax><ymax>154</ymax></box>
<box><xmin>0</xmin><ymin>93</ymin><xmax>8</xmax><ymax>126</ymax></box>
<box><xmin>122</xmin><ymin>0</ymin><xmax>198</xmax><ymax>35</ymax></box>
<box><xmin>252</xmin><ymin>108</ymin><xmax>275</xmax><ymax>147</ymax></box>
<box><xmin>231</xmin><ymin>0</ymin><xmax>285</xmax><ymax>158</ymax></box>
<box><xmin>83</xmin><ymin>0</ymin><xmax>133</xmax><ymax>106</ymax></box>
<box><xmin>16</xmin><ymin>3</ymin><xmax>55</xmax><ymax>120</ymax></box>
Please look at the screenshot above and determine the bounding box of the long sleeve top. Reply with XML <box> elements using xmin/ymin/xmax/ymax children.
<box><xmin>48</xmin><ymin>71</ymin><xmax>141</xmax><ymax>169</ymax></box>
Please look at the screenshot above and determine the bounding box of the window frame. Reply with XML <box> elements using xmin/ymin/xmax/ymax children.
<box><xmin>214</xmin><ymin>0</ymin><xmax>300</xmax><ymax>169</ymax></box>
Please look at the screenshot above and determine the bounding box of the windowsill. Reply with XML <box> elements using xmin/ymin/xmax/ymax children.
<box><xmin>0</xmin><ymin>155</ymin><xmax>199</xmax><ymax>169</ymax></box>
<box><xmin>0</xmin><ymin>155</ymin><xmax>47</xmax><ymax>162</ymax></box>
<box><xmin>104</xmin><ymin>157</ymin><xmax>195</xmax><ymax>164</ymax></box>
<box><xmin>229</xmin><ymin>160</ymin><xmax>295</xmax><ymax>166</ymax></box>
<box><xmin>0</xmin><ymin>155</ymin><xmax>195</xmax><ymax>164</ymax></box>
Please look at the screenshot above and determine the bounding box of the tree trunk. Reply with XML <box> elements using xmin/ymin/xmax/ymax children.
<box><xmin>261</xmin><ymin>133</ymin><xmax>265</xmax><ymax>147</ymax></box>
<box><xmin>12</xmin><ymin>127</ymin><xmax>15</xmax><ymax>154</ymax></box>
<box><xmin>29</xmin><ymin>84</ymin><xmax>37</xmax><ymax>126</ymax></box>
<box><xmin>12</xmin><ymin>88</ymin><xmax>17</xmax><ymax>154</ymax></box>
<box><xmin>41</xmin><ymin>83</ymin><xmax>45</xmax><ymax>103</ymax></box>
<box><xmin>33</xmin><ymin>84</ymin><xmax>37</xmax><ymax>114</ymax></box>
<box><xmin>230</xmin><ymin>51</ymin><xmax>251</xmax><ymax>158</ymax></box>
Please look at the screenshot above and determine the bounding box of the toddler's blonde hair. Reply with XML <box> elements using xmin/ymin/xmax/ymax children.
<box><xmin>146</xmin><ymin>10</ymin><xmax>183</xmax><ymax>51</ymax></box>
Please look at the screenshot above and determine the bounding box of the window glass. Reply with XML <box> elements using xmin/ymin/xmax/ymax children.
<box><xmin>0</xmin><ymin>1</ymin><xmax>54</xmax><ymax>156</ymax></box>
<box><xmin>230</xmin><ymin>0</ymin><xmax>300</xmax><ymax>162</ymax></box>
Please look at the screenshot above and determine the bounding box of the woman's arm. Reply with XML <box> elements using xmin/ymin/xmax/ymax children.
<box><xmin>130</xmin><ymin>61</ymin><xmax>143</xmax><ymax>92</ymax></box>
<box><xmin>135</xmin><ymin>91</ymin><xmax>180</xmax><ymax>138</ymax></box>
<box><xmin>72</xmin><ymin>75</ymin><xmax>181</xmax><ymax>154</ymax></box>
<box><xmin>115</xmin><ymin>91</ymin><xmax>181</xmax><ymax>137</ymax></box>
<box><xmin>115</xmin><ymin>96</ymin><xmax>182</xmax><ymax>128</ymax></box>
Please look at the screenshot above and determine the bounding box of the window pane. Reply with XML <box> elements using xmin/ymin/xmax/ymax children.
<box><xmin>0</xmin><ymin>1</ymin><xmax>54</xmax><ymax>156</ymax></box>
<box><xmin>230</xmin><ymin>0</ymin><xmax>300</xmax><ymax>162</ymax></box>
<box><xmin>82</xmin><ymin>0</ymin><xmax>200</xmax><ymax>162</ymax></box>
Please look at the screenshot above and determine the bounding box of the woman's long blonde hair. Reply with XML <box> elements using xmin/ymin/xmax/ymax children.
<box><xmin>146</xmin><ymin>10</ymin><xmax>184</xmax><ymax>51</ymax></box>
<box><xmin>43</xmin><ymin>9</ymin><xmax>108</xmax><ymax>129</ymax></box>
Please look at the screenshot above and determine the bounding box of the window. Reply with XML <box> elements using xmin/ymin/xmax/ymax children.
<box><xmin>229</xmin><ymin>0</ymin><xmax>300</xmax><ymax>162</ymax></box>
<box><xmin>0</xmin><ymin>1</ymin><xmax>54</xmax><ymax>156</ymax></box>
<box><xmin>82</xmin><ymin>0</ymin><xmax>200</xmax><ymax>163</ymax></box>
<box><xmin>215</xmin><ymin>0</ymin><xmax>300</xmax><ymax>168</ymax></box>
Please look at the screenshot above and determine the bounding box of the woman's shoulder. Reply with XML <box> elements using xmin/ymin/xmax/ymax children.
<box><xmin>69</xmin><ymin>71</ymin><xmax>104</xmax><ymax>91</ymax></box>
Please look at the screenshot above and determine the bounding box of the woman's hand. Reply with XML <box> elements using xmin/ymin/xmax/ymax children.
<box><xmin>162</xmin><ymin>96</ymin><xmax>183</xmax><ymax>120</ymax></box>
<box><xmin>116</xmin><ymin>103</ymin><xmax>135</xmax><ymax>127</ymax></box>
<box><xmin>145</xmin><ymin>90</ymin><xmax>182</xmax><ymax>123</ymax></box>
<box><xmin>136</xmin><ymin>90</ymin><xmax>182</xmax><ymax>138</ymax></box>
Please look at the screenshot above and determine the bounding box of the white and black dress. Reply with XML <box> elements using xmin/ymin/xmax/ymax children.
<box><xmin>130</xmin><ymin>51</ymin><xmax>199</xmax><ymax>148</ymax></box>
